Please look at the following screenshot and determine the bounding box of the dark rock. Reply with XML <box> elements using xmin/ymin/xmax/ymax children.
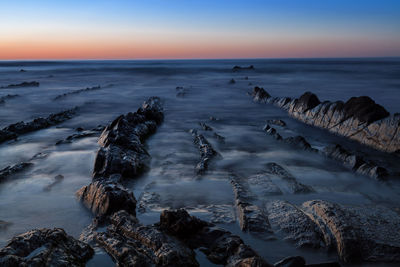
<box><xmin>213</xmin><ymin>132</ymin><xmax>225</xmax><ymax>143</ymax></box>
<box><xmin>76</xmin><ymin>181</ymin><xmax>136</xmax><ymax>217</ymax></box>
<box><xmin>0</xmin><ymin>107</ymin><xmax>77</xmax><ymax>144</ymax></box>
<box><xmin>267</xmin><ymin>119</ymin><xmax>286</xmax><ymax>127</ymax></box>
<box><xmin>176</xmin><ymin>86</ymin><xmax>188</xmax><ymax>98</ymax></box>
<box><xmin>159</xmin><ymin>209</ymin><xmax>272</xmax><ymax>266</ymax></box>
<box><xmin>0</xmin><ymin>94</ymin><xmax>19</xmax><ymax>104</ymax></box>
<box><xmin>54</xmin><ymin>85</ymin><xmax>101</xmax><ymax>100</ymax></box>
<box><xmin>274</xmin><ymin>256</ymin><xmax>306</xmax><ymax>267</ymax></box>
<box><xmin>199</xmin><ymin>122</ymin><xmax>213</xmax><ymax>131</ymax></box>
<box><xmin>0</xmin><ymin>228</ymin><xmax>93</xmax><ymax>267</ymax></box>
<box><xmin>322</xmin><ymin>144</ymin><xmax>388</xmax><ymax>180</ymax></box>
<box><xmin>264</xmin><ymin>163</ymin><xmax>314</xmax><ymax>194</ymax></box>
<box><xmin>19</xmin><ymin>69</ymin><xmax>26</xmax><ymax>72</ymax></box>
<box><xmin>306</xmin><ymin>262</ymin><xmax>341</xmax><ymax>267</ymax></box>
<box><xmin>43</xmin><ymin>174</ymin><xmax>64</xmax><ymax>192</ymax></box>
<box><xmin>283</xmin><ymin>136</ymin><xmax>315</xmax><ymax>151</ymax></box>
<box><xmin>190</xmin><ymin>129</ymin><xmax>218</xmax><ymax>175</ymax></box>
<box><xmin>252</xmin><ymin>87</ymin><xmax>271</xmax><ymax>103</ymax></box>
<box><xmin>233</xmin><ymin>65</ymin><xmax>255</xmax><ymax>71</ymax></box>
<box><xmin>263</xmin><ymin>124</ymin><xmax>283</xmax><ymax>140</ymax></box>
<box><xmin>99</xmin><ymin>210</ymin><xmax>199</xmax><ymax>266</ymax></box>
<box><xmin>229</xmin><ymin>79</ymin><xmax>236</xmax><ymax>84</ymax></box>
<box><xmin>343</xmin><ymin>96</ymin><xmax>389</xmax><ymax>124</ymax></box>
<box><xmin>209</xmin><ymin>116</ymin><xmax>219</xmax><ymax>121</ymax></box>
<box><xmin>0</xmin><ymin>162</ymin><xmax>33</xmax><ymax>183</ymax></box>
<box><xmin>56</xmin><ymin>130</ymin><xmax>99</xmax><ymax>145</ymax></box>
<box><xmin>294</xmin><ymin>92</ymin><xmax>321</xmax><ymax>113</ymax></box>
<box><xmin>0</xmin><ymin>81</ymin><xmax>39</xmax><ymax>89</ymax></box>
<box><xmin>93</xmin><ymin>97</ymin><xmax>163</xmax><ymax>179</ymax></box>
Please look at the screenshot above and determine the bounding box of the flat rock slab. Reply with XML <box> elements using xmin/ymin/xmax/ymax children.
<box><xmin>0</xmin><ymin>228</ymin><xmax>93</xmax><ymax>267</ymax></box>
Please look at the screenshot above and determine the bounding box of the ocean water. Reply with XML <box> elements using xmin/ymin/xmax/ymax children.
<box><xmin>0</xmin><ymin>58</ymin><xmax>399</xmax><ymax>266</ymax></box>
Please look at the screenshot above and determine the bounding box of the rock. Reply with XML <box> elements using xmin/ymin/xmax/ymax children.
<box><xmin>159</xmin><ymin>209</ymin><xmax>272</xmax><ymax>266</ymax></box>
<box><xmin>252</xmin><ymin>87</ymin><xmax>271</xmax><ymax>103</ymax></box>
<box><xmin>93</xmin><ymin>97</ymin><xmax>163</xmax><ymax>179</ymax></box>
<box><xmin>76</xmin><ymin>181</ymin><xmax>137</xmax><ymax>217</ymax></box>
<box><xmin>0</xmin><ymin>81</ymin><xmax>39</xmax><ymax>89</ymax></box>
<box><xmin>19</xmin><ymin>69</ymin><xmax>26</xmax><ymax>72</ymax></box>
<box><xmin>302</xmin><ymin>200</ymin><xmax>400</xmax><ymax>263</ymax></box>
<box><xmin>322</xmin><ymin>144</ymin><xmax>388</xmax><ymax>180</ymax></box>
<box><xmin>137</xmin><ymin>191</ymin><xmax>162</xmax><ymax>213</ymax></box>
<box><xmin>56</xmin><ymin>130</ymin><xmax>99</xmax><ymax>145</ymax></box>
<box><xmin>176</xmin><ymin>86</ymin><xmax>189</xmax><ymax>98</ymax></box>
<box><xmin>209</xmin><ymin>116</ymin><xmax>219</xmax><ymax>121</ymax></box>
<box><xmin>99</xmin><ymin>210</ymin><xmax>199</xmax><ymax>266</ymax></box>
<box><xmin>232</xmin><ymin>65</ymin><xmax>255</xmax><ymax>71</ymax></box>
<box><xmin>213</xmin><ymin>132</ymin><xmax>225</xmax><ymax>144</ymax></box>
<box><xmin>0</xmin><ymin>220</ymin><xmax>12</xmax><ymax>231</ymax></box>
<box><xmin>263</xmin><ymin>124</ymin><xmax>283</xmax><ymax>140</ymax></box>
<box><xmin>0</xmin><ymin>228</ymin><xmax>93</xmax><ymax>266</ymax></box>
<box><xmin>306</xmin><ymin>262</ymin><xmax>341</xmax><ymax>267</ymax></box>
<box><xmin>283</xmin><ymin>136</ymin><xmax>316</xmax><ymax>152</ymax></box>
<box><xmin>199</xmin><ymin>122</ymin><xmax>213</xmax><ymax>131</ymax></box>
<box><xmin>274</xmin><ymin>256</ymin><xmax>306</xmax><ymax>267</ymax></box>
<box><xmin>267</xmin><ymin>119</ymin><xmax>286</xmax><ymax>127</ymax></box>
<box><xmin>0</xmin><ymin>107</ymin><xmax>78</xmax><ymax>144</ymax></box>
<box><xmin>229</xmin><ymin>79</ymin><xmax>236</xmax><ymax>84</ymax></box>
<box><xmin>0</xmin><ymin>162</ymin><xmax>33</xmax><ymax>183</ymax></box>
<box><xmin>54</xmin><ymin>85</ymin><xmax>101</xmax><ymax>100</ymax></box>
<box><xmin>230</xmin><ymin>176</ymin><xmax>273</xmax><ymax>239</ymax></box>
<box><xmin>0</xmin><ymin>94</ymin><xmax>19</xmax><ymax>104</ymax></box>
<box><xmin>256</xmin><ymin>90</ymin><xmax>399</xmax><ymax>153</ymax></box>
<box><xmin>190</xmin><ymin>130</ymin><xmax>218</xmax><ymax>175</ymax></box>
<box><xmin>264</xmin><ymin>200</ymin><xmax>324</xmax><ymax>248</ymax></box>
<box><xmin>247</xmin><ymin>173</ymin><xmax>283</xmax><ymax>196</ymax></box>
<box><xmin>43</xmin><ymin>174</ymin><xmax>64</xmax><ymax>191</ymax></box>
<box><xmin>264</xmin><ymin>163</ymin><xmax>314</xmax><ymax>194</ymax></box>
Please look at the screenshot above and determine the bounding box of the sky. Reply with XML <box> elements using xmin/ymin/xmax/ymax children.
<box><xmin>0</xmin><ymin>0</ymin><xmax>399</xmax><ymax>60</ymax></box>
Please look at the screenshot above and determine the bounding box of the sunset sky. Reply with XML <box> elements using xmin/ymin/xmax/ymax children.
<box><xmin>1</xmin><ymin>0</ymin><xmax>399</xmax><ymax>60</ymax></box>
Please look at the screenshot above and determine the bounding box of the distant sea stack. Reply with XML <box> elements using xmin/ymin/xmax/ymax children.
<box><xmin>251</xmin><ymin>87</ymin><xmax>400</xmax><ymax>153</ymax></box>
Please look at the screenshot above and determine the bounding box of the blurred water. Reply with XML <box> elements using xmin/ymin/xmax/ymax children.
<box><xmin>0</xmin><ymin>59</ymin><xmax>399</xmax><ymax>266</ymax></box>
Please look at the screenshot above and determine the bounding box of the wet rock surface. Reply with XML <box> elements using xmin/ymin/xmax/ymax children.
<box><xmin>54</xmin><ymin>85</ymin><xmax>102</xmax><ymax>100</ymax></box>
<box><xmin>0</xmin><ymin>81</ymin><xmax>40</xmax><ymax>89</ymax></box>
<box><xmin>93</xmin><ymin>96</ymin><xmax>163</xmax><ymax>179</ymax></box>
<box><xmin>55</xmin><ymin>126</ymin><xmax>103</xmax><ymax>145</ymax></box>
<box><xmin>0</xmin><ymin>107</ymin><xmax>78</xmax><ymax>144</ymax></box>
<box><xmin>0</xmin><ymin>228</ymin><xmax>93</xmax><ymax>267</ymax></box>
<box><xmin>302</xmin><ymin>200</ymin><xmax>400</xmax><ymax>263</ymax></box>
<box><xmin>253</xmin><ymin>88</ymin><xmax>400</xmax><ymax>153</ymax></box>
<box><xmin>190</xmin><ymin>129</ymin><xmax>218</xmax><ymax>175</ymax></box>
<box><xmin>0</xmin><ymin>162</ymin><xmax>33</xmax><ymax>183</ymax></box>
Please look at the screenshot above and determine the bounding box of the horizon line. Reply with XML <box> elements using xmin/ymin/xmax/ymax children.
<box><xmin>1</xmin><ymin>56</ymin><xmax>400</xmax><ymax>62</ymax></box>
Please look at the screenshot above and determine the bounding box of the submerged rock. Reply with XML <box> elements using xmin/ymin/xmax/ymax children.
<box><xmin>0</xmin><ymin>81</ymin><xmax>39</xmax><ymax>89</ymax></box>
<box><xmin>0</xmin><ymin>94</ymin><xmax>19</xmax><ymax>104</ymax></box>
<box><xmin>54</xmin><ymin>85</ymin><xmax>101</xmax><ymax>100</ymax></box>
<box><xmin>322</xmin><ymin>144</ymin><xmax>388</xmax><ymax>180</ymax></box>
<box><xmin>0</xmin><ymin>228</ymin><xmax>93</xmax><ymax>267</ymax></box>
<box><xmin>0</xmin><ymin>162</ymin><xmax>33</xmax><ymax>183</ymax></box>
<box><xmin>264</xmin><ymin>163</ymin><xmax>314</xmax><ymax>194</ymax></box>
<box><xmin>43</xmin><ymin>174</ymin><xmax>64</xmax><ymax>192</ymax></box>
<box><xmin>0</xmin><ymin>107</ymin><xmax>78</xmax><ymax>144</ymax></box>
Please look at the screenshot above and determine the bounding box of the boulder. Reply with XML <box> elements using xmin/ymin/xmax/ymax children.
<box><xmin>0</xmin><ymin>228</ymin><xmax>93</xmax><ymax>267</ymax></box>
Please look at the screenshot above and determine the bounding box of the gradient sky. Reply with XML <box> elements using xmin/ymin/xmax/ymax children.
<box><xmin>1</xmin><ymin>0</ymin><xmax>399</xmax><ymax>59</ymax></box>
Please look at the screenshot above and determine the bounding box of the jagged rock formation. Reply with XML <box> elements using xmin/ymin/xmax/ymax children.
<box><xmin>264</xmin><ymin>124</ymin><xmax>390</xmax><ymax>180</ymax></box>
<box><xmin>77</xmin><ymin>97</ymin><xmax>163</xmax><ymax>217</ymax></box>
<box><xmin>323</xmin><ymin>144</ymin><xmax>388</xmax><ymax>180</ymax></box>
<box><xmin>54</xmin><ymin>85</ymin><xmax>101</xmax><ymax>100</ymax></box>
<box><xmin>0</xmin><ymin>228</ymin><xmax>93</xmax><ymax>266</ymax></box>
<box><xmin>0</xmin><ymin>107</ymin><xmax>78</xmax><ymax>144</ymax></box>
<box><xmin>302</xmin><ymin>200</ymin><xmax>400</xmax><ymax>263</ymax></box>
<box><xmin>252</xmin><ymin>87</ymin><xmax>400</xmax><ymax>153</ymax></box>
<box><xmin>0</xmin><ymin>81</ymin><xmax>39</xmax><ymax>89</ymax></box>
<box><xmin>190</xmin><ymin>129</ymin><xmax>218</xmax><ymax>175</ymax></box>
<box><xmin>0</xmin><ymin>162</ymin><xmax>33</xmax><ymax>183</ymax></box>
<box><xmin>159</xmin><ymin>209</ymin><xmax>272</xmax><ymax>266</ymax></box>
